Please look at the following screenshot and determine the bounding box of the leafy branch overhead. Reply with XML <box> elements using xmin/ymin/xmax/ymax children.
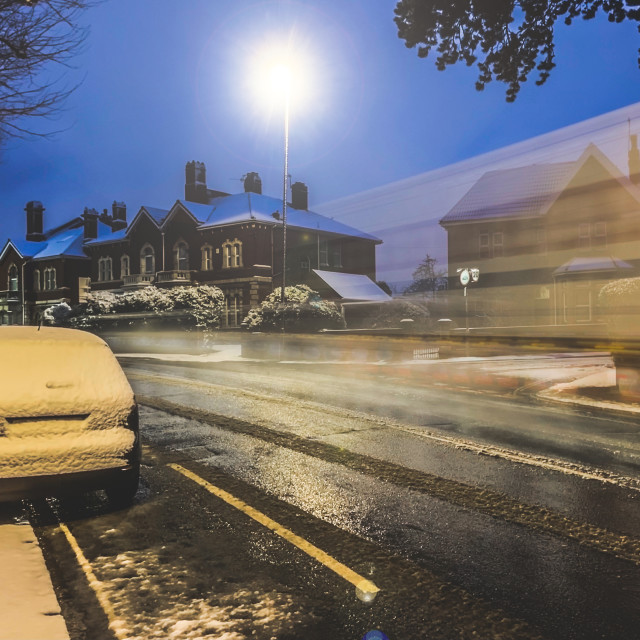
<box><xmin>394</xmin><ymin>0</ymin><xmax>640</xmax><ymax>101</ymax></box>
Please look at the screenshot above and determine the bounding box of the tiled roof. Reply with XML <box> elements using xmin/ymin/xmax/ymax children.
<box><xmin>312</xmin><ymin>269</ymin><xmax>391</xmax><ymax>301</ymax></box>
<box><xmin>440</xmin><ymin>162</ymin><xmax>575</xmax><ymax>224</ymax></box>
<box><xmin>188</xmin><ymin>193</ymin><xmax>381</xmax><ymax>242</ymax></box>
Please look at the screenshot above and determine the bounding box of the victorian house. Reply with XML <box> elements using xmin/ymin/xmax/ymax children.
<box><xmin>0</xmin><ymin>202</ymin><xmax>126</xmax><ymax>325</ymax></box>
<box><xmin>439</xmin><ymin>141</ymin><xmax>640</xmax><ymax>328</ymax></box>
<box><xmin>84</xmin><ymin>162</ymin><xmax>385</xmax><ymax>327</ymax></box>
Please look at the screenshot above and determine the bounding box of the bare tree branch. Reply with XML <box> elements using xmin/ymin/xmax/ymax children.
<box><xmin>0</xmin><ymin>0</ymin><xmax>91</xmax><ymax>142</ymax></box>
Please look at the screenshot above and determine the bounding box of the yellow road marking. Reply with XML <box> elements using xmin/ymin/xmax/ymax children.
<box><xmin>169</xmin><ymin>463</ymin><xmax>380</xmax><ymax>598</ymax></box>
<box><xmin>57</xmin><ymin>521</ymin><xmax>129</xmax><ymax>640</ymax></box>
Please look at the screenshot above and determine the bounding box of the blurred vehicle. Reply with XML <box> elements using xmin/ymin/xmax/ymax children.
<box><xmin>0</xmin><ymin>326</ymin><xmax>140</xmax><ymax>505</ymax></box>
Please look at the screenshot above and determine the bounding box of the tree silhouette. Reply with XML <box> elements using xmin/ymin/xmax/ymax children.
<box><xmin>404</xmin><ymin>253</ymin><xmax>447</xmax><ymax>295</ymax></box>
<box><xmin>394</xmin><ymin>0</ymin><xmax>640</xmax><ymax>101</ymax></box>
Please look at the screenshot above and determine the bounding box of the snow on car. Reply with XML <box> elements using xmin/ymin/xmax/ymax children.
<box><xmin>0</xmin><ymin>326</ymin><xmax>140</xmax><ymax>505</ymax></box>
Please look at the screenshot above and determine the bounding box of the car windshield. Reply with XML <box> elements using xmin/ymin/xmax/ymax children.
<box><xmin>1</xmin><ymin>3</ymin><xmax>639</xmax><ymax>640</ymax></box>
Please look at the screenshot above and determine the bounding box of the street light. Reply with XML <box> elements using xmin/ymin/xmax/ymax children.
<box><xmin>270</xmin><ymin>63</ymin><xmax>291</xmax><ymax>306</ymax></box>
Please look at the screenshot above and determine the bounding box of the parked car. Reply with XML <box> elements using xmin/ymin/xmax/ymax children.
<box><xmin>0</xmin><ymin>326</ymin><xmax>140</xmax><ymax>505</ymax></box>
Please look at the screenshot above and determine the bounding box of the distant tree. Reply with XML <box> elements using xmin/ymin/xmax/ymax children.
<box><xmin>404</xmin><ymin>253</ymin><xmax>447</xmax><ymax>296</ymax></box>
<box><xmin>0</xmin><ymin>0</ymin><xmax>90</xmax><ymax>142</ymax></box>
<box><xmin>394</xmin><ymin>0</ymin><xmax>640</xmax><ymax>102</ymax></box>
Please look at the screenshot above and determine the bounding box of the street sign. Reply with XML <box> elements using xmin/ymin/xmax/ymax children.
<box><xmin>459</xmin><ymin>269</ymin><xmax>470</xmax><ymax>286</ymax></box>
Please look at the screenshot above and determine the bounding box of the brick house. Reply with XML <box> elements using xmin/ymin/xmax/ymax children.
<box><xmin>0</xmin><ymin>202</ymin><xmax>126</xmax><ymax>325</ymax></box>
<box><xmin>439</xmin><ymin>142</ymin><xmax>640</xmax><ymax>328</ymax></box>
<box><xmin>85</xmin><ymin>162</ymin><xmax>385</xmax><ymax>327</ymax></box>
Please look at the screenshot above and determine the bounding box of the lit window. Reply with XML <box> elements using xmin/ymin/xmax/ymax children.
<box><xmin>201</xmin><ymin>245</ymin><xmax>213</xmax><ymax>270</ymax></box>
<box><xmin>222</xmin><ymin>239</ymin><xmax>242</xmax><ymax>268</ymax></box>
<box><xmin>44</xmin><ymin>268</ymin><xmax>56</xmax><ymax>291</ymax></box>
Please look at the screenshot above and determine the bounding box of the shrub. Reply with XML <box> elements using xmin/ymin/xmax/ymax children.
<box><xmin>244</xmin><ymin>284</ymin><xmax>345</xmax><ymax>333</ymax></box>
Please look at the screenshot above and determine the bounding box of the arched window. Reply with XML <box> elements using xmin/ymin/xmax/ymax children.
<box><xmin>201</xmin><ymin>245</ymin><xmax>213</xmax><ymax>271</ymax></box>
<box><xmin>173</xmin><ymin>241</ymin><xmax>189</xmax><ymax>271</ymax></box>
<box><xmin>222</xmin><ymin>239</ymin><xmax>242</xmax><ymax>269</ymax></box>
<box><xmin>44</xmin><ymin>268</ymin><xmax>56</xmax><ymax>291</ymax></box>
<box><xmin>33</xmin><ymin>269</ymin><xmax>40</xmax><ymax>291</ymax></box>
<box><xmin>121</xmin><ymin>255</ymin><xmax>130</xmax><ymax>278</ymax></box>
<box><xmin>8</xmin><ymin>265</ymin><xmax>18</xmax><ymax>291</ymax></box>
<box><xmin>140</xmin><ymin>244</ymin><xmax>155</xmax><ymax>274</ymax></box>
<box><xmin>98</xmin><ymin>257</ymin><xmax>113</xmax><ymax>282</ymax></box>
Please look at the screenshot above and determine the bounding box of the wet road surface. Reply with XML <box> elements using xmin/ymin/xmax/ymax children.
<box><xmin>15</xmin><ymin>357</ymin><xmax>640</xmax><ymax>639</ymax></box>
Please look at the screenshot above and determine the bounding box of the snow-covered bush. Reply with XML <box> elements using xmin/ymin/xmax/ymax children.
<box><xmin>42</xmin><ymin>302</ymin><xmax>72</xmax><ymax>325</ymax></box>
<box><xmin>367</xmin><ymin>298</ymin><xmax>429</xmax><ymax>330</ymax></box>
<box><xmin>67</xmin><ymin>285</ymin><xmax>225</xmax><ymax>330</ymax></box>
<box><xmin>598</xmin><ymin>277</ymin><xmax>640</xmax><ymax>335</ymax></box>
<box><xmin>244</xmin><ymin>284</ymin><xmax>345</xmax><ymax>332</ymax></box>
<box><xmin>166</xmin><ymin>285</ymin><xmax>226</xmax><ymax>328</ymax></box>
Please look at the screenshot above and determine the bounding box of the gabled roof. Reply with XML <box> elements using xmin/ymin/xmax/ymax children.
<box><xmin>440</xmin><ymin>144</ymin><xmax>640</xmax><ymax>226</ymax></box>
<box><xmin>190</xmin><ymin>193</ymin><xmax>381</xmax><ymax>242</ymax></box>
<box><xmin>0</xmin><ymin>238</ymin><xmax>45</xmax><ymax>262</ymax></box>
<box><xmin>312</xmin><ymin>270</ymin><xmax>391</xmax><ymax>301</ymax></box>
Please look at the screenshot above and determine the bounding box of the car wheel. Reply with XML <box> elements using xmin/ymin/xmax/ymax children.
<box><xmin>105</xmin><ymin>465</ymin><xmax>140</xmax><ymax>508</ymax></box>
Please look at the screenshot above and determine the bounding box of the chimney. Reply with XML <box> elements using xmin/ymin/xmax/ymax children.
<box><xmin>111</xmin><ymin>201</ymin><xmax>127</xmax><ymax>231</ymax></box>
<box><xmin>185</xmin><ymin>160</ymin><xmax>208</xmax><ymax>203</ymax></box>
<box><xmin>25</xmin><ymin>201</ymin><xmax>45</xmax><ymax>242</ymax></box>
<box><xmin>630</xmin><ymin>134</ymin><xmax>640</xmax><ymax>185</ymax></box>
<box><xmin>291</xmin><ymin>182</ymin><xmax>308</xmax><ymax>210</ymax></box>
<box><xmin>83</xmin><ymin>207</ymin><xmax>99</xmax><ymax>240</ymax></box>
<box><xmin>243</xmin><ymin>172</ymin><xmax>262</xmax><ymax>194</ymax></box>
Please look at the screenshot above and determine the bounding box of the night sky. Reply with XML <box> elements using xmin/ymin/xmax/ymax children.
<box><xmin>2</xmin><ymin>0</ymin><xmax>640</xmax><ymax>283</ymax></box>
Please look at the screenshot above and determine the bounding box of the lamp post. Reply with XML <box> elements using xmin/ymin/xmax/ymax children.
<box><xmin>271</xmin><ymin>64</ymin><xmax>291</xmax><ymax>307</ymax></box>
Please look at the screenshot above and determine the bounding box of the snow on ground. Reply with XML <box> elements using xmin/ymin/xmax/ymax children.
<box><xmin>0</xmin><ymin>522</ymin><xmax>69</xmax><ymax>640</ymax></box>
<box><xmin>92</xmin><ymin>548</ymin><xmax>317</xmax><ymax>640</ymax></box>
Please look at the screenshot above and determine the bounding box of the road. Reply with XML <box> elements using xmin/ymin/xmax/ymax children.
<box><xmin>18</xmin><ymin>355</ymin><xmax>640</xmax><ymax>639</ymax></box>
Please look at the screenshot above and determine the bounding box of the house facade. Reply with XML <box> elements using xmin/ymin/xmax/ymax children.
<box><xmin>81</xmin><ymin>162</ymin><xmax>384</xmax><ymax>327</ymax></box>
<box><xmin>0</xmin><ymin>202</ymin><xmax>125</xmax><ymax>325</ymax></box>
<box><xmin>440</xmin><ymin>142</ymin><xmax>640</xmax><ymax>328</ymax></box>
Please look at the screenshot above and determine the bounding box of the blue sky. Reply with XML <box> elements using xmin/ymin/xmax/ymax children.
<box><xmin>2</xmin><ymin>0</ymin><xmax>640</xmax><ymax>264</ymax></box>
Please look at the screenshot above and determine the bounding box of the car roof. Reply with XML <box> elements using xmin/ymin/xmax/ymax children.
<box><xmin>0</xmin><ymin>326</ymin><xmax>107</xmax><ymax>346</ymax></box>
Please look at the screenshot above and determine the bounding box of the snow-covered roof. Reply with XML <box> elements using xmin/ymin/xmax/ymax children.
<box><xmin>440</xmin><ymin>162</ymin><xmax>575</xmax><ymax>225</ymax></box>
<box><xmin>190</xmin><ymin>193</ymin><xmax>381</xmax><ymax>242</ymax></box>
<box><xmin>143</xmin><ymin>206</ymin><xmax>171</xmax><ymax>225</ymax></box>
<box><xmin>441</xmin><ymin>144</ymin><xmax>640</xmax><ymax>226</ymax></box>
<box><xmin>312</xmin><ymin>270</ymin><xmax>391</xmax><ymax>301</ymax></box>
<box><xmin>553</xmin><ymin>256</ymin><xmax>635</xmax><ymax>276</ymax></box>
<box><xmin>0</xmin><ymin>239</ymin><xmax>44</xmax><ymax>261</ymax></box>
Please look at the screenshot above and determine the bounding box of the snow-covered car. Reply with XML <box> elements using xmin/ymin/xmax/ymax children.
<box><xmin>0</xmin><ymin>326</ymin><xmax>140</xmax><ymax>505</ymax></box>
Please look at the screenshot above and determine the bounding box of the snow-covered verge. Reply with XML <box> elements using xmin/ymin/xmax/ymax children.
<box><xmin>0</xmin><ymin>522</ymin><xmax>69</xmax><ymax>640</ymax></box>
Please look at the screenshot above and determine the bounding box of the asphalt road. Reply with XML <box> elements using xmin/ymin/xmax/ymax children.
<box><xmin>23</xmin><ymin>356</ymin><xmax>640</xmax><ymax>639</ymax></box>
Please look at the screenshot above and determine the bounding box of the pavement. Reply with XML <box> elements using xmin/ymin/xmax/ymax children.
<box><xmin>2</xmin><ymin>348</ymin><xmax>638</xmax><ymax>640</ymax></box>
